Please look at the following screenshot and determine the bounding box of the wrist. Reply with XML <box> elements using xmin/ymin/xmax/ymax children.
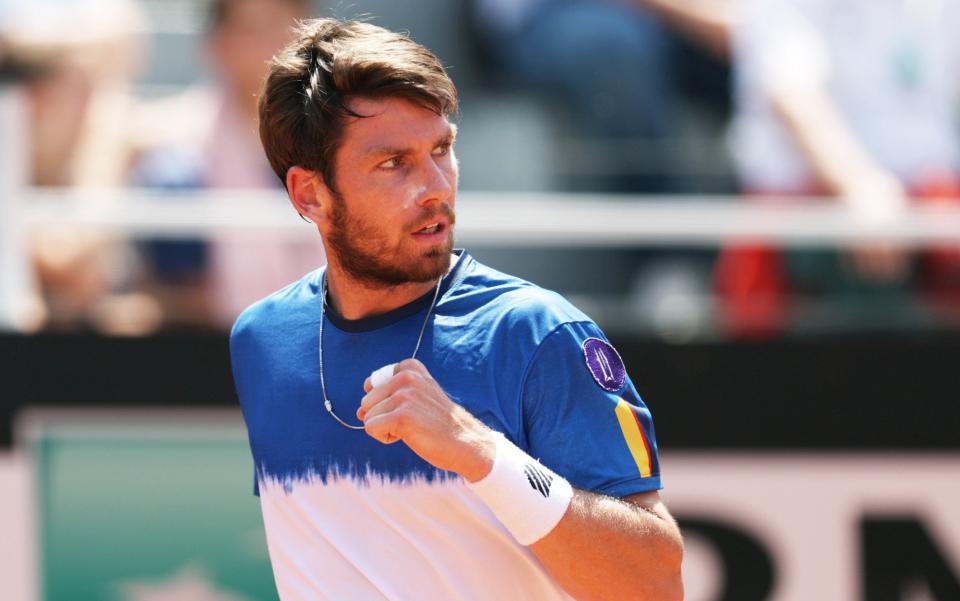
<box><xmin>835</xmin><ymin>169</ymin><xmax>908</xmax><ymax>224</ymax></box>
<box><xmin>456</xmin><ymin>426</ymin><xmax>497</xmax><ymax>483</ymax></box>
<box><xmin>465</xmin><ymin>432</ymin><xmax>574</xmax><ymax>546</ymax></box>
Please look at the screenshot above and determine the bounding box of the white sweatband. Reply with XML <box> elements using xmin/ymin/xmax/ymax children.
<box><xmin>370</xmin><ymin>363</ymin><xmax>397</xmax><ymax>388</ymax></box>
<box><xmin>465</xmin><ymin>432</ymin><xmax>574</xmax><ymax>546</ymax></box>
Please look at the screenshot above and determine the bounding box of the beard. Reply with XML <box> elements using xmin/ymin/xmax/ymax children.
<box><xmin>325</xmin><ymin>192</ymin><xmax>455</xmax><ymax>287</ymax></box>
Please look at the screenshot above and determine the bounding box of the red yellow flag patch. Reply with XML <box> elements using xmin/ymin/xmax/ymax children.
<box><xmin>614</xmin><ymin>398</ymin><xmax>653</xmax><ymax>478</ymax></box>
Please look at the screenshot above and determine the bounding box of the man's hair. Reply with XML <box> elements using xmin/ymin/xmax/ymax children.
<box><xmin>258</xmin><ymin>18</ymin><xmax>459</xmax><ymax>192</ymax></box>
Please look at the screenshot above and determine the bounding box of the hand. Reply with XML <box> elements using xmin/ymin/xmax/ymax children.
<box><xmin>839</xmin><ymin>168</ymin><xmax>909</xmax><ymax>228</ymax></box>
<box><xmin>839</xmin><ymin>169</ymin><xmax>911</xmax><ymax>282</ymax></box>
<box><xmin>358</xmin><ymin>359</ymin><xmax>496</xmax><ymax>482</ymax></box>
<box><xmin>847</xmin><ymin>243</ymin><xmax>910</xmax><ymax>283</ymax></box>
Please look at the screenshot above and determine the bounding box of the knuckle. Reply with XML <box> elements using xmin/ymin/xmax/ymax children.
<box><xmin>396</xmin><ymin>371</ymin><xmax>417</xmax><ymax>386</ymax></box>
<box><xmin>368</xmin><ymin>417</ymin><xmax>394</xmax><ymax>440</ymax></box>
<box><xmin>399</xmin><ymin>358</ymin><xmax>426</xmax><ymax>373</ymax></box>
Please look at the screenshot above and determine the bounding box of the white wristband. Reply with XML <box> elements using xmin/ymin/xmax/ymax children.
<box><xmin>370</xmin><ymin>363</ymin><xmax>397</xmax><ymax>388</ymax></box>
<box><xmin>465</xmin><ymin>432</ymin><xmax>574</xmax><ymax>546</ymax></box>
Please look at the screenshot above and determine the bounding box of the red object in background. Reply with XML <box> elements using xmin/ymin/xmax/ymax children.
<box><xmin>713</xmin><ymin>191</ymin><xmax>799</xmax><ymax>339</ymax></box>
<box><xmin>714</xmin><ymin>178</ymin><xmax>960</xmax><ymax>338</ymax></box>
<box><xmin>913</xmin><ymin>175</ymin><xmax>960</xmax><ymax>315</ymax></box>
<box><xmin>714</xmin><ymin>242</ymin><xmax>788</xmax><ymax>339</ymax></box>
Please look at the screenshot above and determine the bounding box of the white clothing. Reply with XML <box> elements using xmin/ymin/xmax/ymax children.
<box><xmin>730</xmin><ymin>0</ymin><xmax>960</xmax><ymax>191</ymax></box>
<box><xmin>258</xmin><ymin>476</ymin><xmax>573</xmax><ymax>601</ymax></box>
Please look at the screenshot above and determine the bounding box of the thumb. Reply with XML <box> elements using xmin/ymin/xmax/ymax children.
<box><xmin>364</xmin><ymin>363</ymin><xmax>397</xmax><ymax>393</ymax></box>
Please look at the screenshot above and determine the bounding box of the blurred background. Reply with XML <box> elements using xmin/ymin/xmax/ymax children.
<box><xmin>1</xmin><ymin>0</ymin><xmax>959</xmax><ymax>599</ymax></box>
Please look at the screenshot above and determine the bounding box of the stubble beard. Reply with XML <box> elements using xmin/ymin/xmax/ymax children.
<box><xmin>326</xmin><ymin>192</ymin><xmax>455</xmax><ymax>287</ymax></box>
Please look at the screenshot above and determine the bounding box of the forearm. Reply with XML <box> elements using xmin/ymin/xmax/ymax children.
<box><xmin>454</xmin><ymin>425</ymin><xmax>682</xmax><ymax>599</ymax></box>
<box><xmin>637</xmin><ymin>0</ymin><xmax>733</xmax><ymax>56</ymax></box>
<box><xmin>531</xmin><ymin>490</ymin><xmax>684</xmax><ymax>601</ymax></box>
<box><xmin>771</xmin><ymin>84</ymin><xmax>886</xmax><ymax>197</ymax></box>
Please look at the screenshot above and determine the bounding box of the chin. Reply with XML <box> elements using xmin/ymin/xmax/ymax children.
<box><xmin>411</xmin><ymin>248</ymin><xmax>452</xmax><ymax>281</ymax></box>
<box><xmin>335</xmin><ymin>237</ymin><xmax>452</xmax><ymax>286</ymax></box>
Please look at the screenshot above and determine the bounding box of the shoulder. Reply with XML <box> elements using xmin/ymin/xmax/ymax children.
<box><xmin>498</xmin><ymin>286</ymin><xmax>591</xmax><ymax>341</ymax></box>
<box><xmin>453</xmin><ymin>258</ymin><xmax>594</xmax><ymax>346</ymax></box>
<box><xmin>230</xmin><ymin>269</ymin><xmax>321</xmax><ymax>354</ymax></box>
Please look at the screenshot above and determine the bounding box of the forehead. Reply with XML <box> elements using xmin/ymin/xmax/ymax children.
<box><xmin>338</xmin><ymin>96</ymin><xmax>453</xmax><ymax>156</ymax></box>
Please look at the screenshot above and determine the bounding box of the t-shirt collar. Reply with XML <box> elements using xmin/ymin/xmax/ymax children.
<box><xmin>321</xmin><ymin>249</ymin><xmax>470</xmax><ymax>333</ymax></box>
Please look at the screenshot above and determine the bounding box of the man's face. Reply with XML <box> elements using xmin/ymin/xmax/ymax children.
<box><xmin>321</xmin><ymin>96</ymin><xmax>458</xmax><ymax>287</ymax></box>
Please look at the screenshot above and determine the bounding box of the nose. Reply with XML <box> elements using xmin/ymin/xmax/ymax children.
<box><xmin>415</xmin><ymin>154</ymin><xmax>457</xmax><ymax>207</ymax></box>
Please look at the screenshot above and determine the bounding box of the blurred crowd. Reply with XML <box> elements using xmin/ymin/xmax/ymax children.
<box><xmin>1</xmin><ymin>0</ymin><xmax>324</xmax><ymax>334</ymax></box>
<box><xmin>2</xmin><ymin>0</ymin><xmax>960</xmax><ymax>338</ymax></box>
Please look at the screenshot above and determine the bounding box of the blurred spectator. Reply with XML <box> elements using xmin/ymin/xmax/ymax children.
<box><xmin>0</xmin><ymin>0</ymin><xmax>160</xmax><ymax>334</ymax></box>
<box><xmin>718</xmin><ymin>0</ymin><xmax>960</xmax><ymax>337</ymax></box>
<box><xmin>472</xmin><ymin>0</ymin><xmax>731</xmax><ymax>193</ymax></box>
<box><xmin>133</xmin><ymin>0</ymin><xmax>325</xmax><ymax>330</ymax></box>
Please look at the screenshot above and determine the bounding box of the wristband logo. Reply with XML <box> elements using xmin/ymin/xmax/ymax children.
<box><xmin>524</xmin><ymin>463</ymin><xmax>554</xmax><ymax>498</ymax></box>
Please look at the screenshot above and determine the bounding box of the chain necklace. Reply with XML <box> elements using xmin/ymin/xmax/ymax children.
<box><xmin>318</xmin><ymin>274</ymin><xmax>443</xmax><ymax>430</ymax></box>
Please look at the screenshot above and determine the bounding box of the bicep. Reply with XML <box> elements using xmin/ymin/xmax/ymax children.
<box><xmin>622</xmin><ymin>490</ymin><xmax>670</xmax><ymax>518</ymax></box>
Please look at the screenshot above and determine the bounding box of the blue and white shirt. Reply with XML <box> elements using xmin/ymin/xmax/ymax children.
<box><xmin>230</xmin><ymin>250</ymin><xmax>662</xmax><ymax>601</ymax></box>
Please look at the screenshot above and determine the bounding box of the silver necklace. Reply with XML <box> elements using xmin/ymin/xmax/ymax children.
<box><xmin>318</xmin><ymin>275</ymin><xmax>443</xmax><ymax>430</ymax></box>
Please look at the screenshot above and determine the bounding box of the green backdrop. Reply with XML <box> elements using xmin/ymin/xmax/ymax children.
<box><xmin>27</xmin><ymin>411</ymin><xmax>277</xmax><ymax>601</ymax></box>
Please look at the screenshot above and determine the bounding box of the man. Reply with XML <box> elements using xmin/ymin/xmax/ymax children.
<box><xmin>717</xmin><ymin>0</ymin><xmax>960</xmax><ymax>336</ymax></box>
<box><xmin>1</xmin><ymin>0</ymin><xmax>154</xmax><ymax>333</ymax></box>
<box><xmin>230</xmin><ymin>18</ymin><xmax>683</xmax><ymax>601</ymax></box>
<box><xmin>472</xmin><ymin>0</ymin><xmax>730</xmax><ymax>193</ymax></box>
<box><xmin>134</xmin><ymin>0</ymin><xmax>323</xmax><ymax>330</ymax></box>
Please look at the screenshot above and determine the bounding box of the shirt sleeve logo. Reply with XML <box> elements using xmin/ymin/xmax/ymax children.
<box><xmin>582</xmin><ymin>337</ymin><xmax>627</xmax><ymax>392</ymax></box>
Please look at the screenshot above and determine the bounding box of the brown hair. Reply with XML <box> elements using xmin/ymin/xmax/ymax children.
<box><xmin>258</xmin><ymin>18</ymin><xmax>459</xmax><ymax>193</ymax></box>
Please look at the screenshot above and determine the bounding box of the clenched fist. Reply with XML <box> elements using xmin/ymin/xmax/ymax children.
<box><xmin>358</xmin><ymin>359</ymin><xmax>496</xmax><ymax>483</ymax></box>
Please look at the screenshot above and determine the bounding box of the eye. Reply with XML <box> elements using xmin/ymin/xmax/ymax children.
<box><xmin>378</xmin><ymin>156</ymin><xmax>403</xmax><ymax>169</ymax></box>
<box><xmin>432</xmin><ymin>142</ymin><xmax>452</xmax><ymax>157</ymax></box>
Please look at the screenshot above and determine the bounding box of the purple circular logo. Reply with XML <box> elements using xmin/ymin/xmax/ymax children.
<box><xmin>582</xmin><ymin>338</ymin><xmax>627</xmax><ymax>392</ymax></box>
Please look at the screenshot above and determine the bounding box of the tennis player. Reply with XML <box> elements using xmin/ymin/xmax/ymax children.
<box><xmin>230</xmin><ymin>18</ymin><xmax>683</xmax><ymax>601</ymax></box>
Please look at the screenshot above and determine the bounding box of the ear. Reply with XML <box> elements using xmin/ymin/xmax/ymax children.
<box><xmin>286</xmin><ymin>166</ymin><xmax>332</xmax><ymax>224</ymax></box>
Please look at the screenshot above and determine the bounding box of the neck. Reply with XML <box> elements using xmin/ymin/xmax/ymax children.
<box><xmin>323</xmin><ymin>256</ymin><xmax>454</xmax><ymax>321</ymax></box>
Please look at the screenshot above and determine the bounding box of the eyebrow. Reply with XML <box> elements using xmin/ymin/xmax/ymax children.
<box><xmin>362</xmin><ymin>125</ymin><xmax>458</xmax><ymax>159</ymax></box>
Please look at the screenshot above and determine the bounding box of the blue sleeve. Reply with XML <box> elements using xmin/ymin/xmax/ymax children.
<box><xmin>230</xmin><ymin>312</ymin><xmax>261</xmax><ymax>498</ymax></box>
<box><xmin>520</xmin><ymin>322</ymin><xmax>662</xmax><ymax>497</ymax></box>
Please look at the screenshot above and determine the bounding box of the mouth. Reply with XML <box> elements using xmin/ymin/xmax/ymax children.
<box><xmin>411</xmin><ymin>221</ymin><xmax>449</xmax><ymax>239</ymax></box>
<box><xmin>409</xmin><ymin>204</ymin><xmax>456</xmax><ymax>242</ymax></box>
